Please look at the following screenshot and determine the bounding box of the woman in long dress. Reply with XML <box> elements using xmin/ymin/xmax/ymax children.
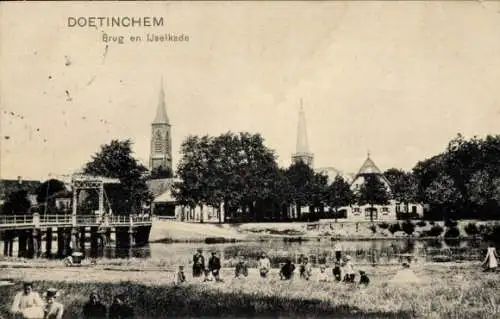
<box><xmin>482</xmin><ymin>243</ymin><xmax>498</xmax><ymax>272</ymax></box>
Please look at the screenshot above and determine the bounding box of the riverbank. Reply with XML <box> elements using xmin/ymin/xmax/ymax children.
<box><xmin>0</xmin><ymin>263</ymin><xmax>498</xmax><ymax>318</ymax></box>
<box><xmin>149</xmin><ymin>219</ymin><xmax>499</xmax><ymax>243</ymax></box>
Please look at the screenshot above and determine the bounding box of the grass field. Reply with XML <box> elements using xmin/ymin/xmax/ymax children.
<box><xmin>0</xmin><ymin>263</ymin><xmax>498</xmax><ymax>318</ymax></box>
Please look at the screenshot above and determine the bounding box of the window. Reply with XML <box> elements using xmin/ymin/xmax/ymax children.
<box><xmin>382</xmin><ymin>207</ymin><xmax>389</xmax><ymax>213</ymax></box>
<box><xmin>154</xmin><ymin>130</ymin><xmax>163</xmax><ymax>153</ymax></box>
<box><xmin>353</xmin><ymin>207</ymin><xmax>360</xmax><ymax>213</ymax></box>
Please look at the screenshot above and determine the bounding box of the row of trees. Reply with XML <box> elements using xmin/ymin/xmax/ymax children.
<box><xmin>413</xmin><ymin>134</ymin><xmax>500</xmax><ymax>220</ymax></box>
<box><xmin>174</xmin><ymin>132</ymin><xmax>395</xmax><ymax>222</ymax></box>
<box><xmin>3</xmin><ymin>132</ymin><xmax>500</xmax><ymax>221</ymax></box>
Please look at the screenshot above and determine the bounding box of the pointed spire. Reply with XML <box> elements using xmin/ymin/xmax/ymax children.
<box><xmin>357</xmin><ymin>153</ymin><xmax>382</xmax><ymax>175</ymax></box>
<box><xmin>153</xmin><ymin>76</ymin><xmax>169</xmax><ymax>124</ymax></box>
<box><xmin>296</xmin><ymin>99</ymin><xmax>310</xmax><ymax>154</ymax></box>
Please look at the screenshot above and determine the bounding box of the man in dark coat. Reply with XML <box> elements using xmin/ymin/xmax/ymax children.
<box><xmin>208</xmin><ymin>251</ymin><xmax>222</xmax><ymax>282</ymax></box>
<box><xmin>109</xmin><ymin>294</ymin><xmax>134</xmax><ymax>319</ymax></box>
<box><xmin>192</xmin><ymin>249</ymin><xmax>205</xmax><ymax>278</ymax></box>
<box><xmin>279</xmin><ymin>260</ymin><xmax>295</xmax><ymax>280</ymax></box>
<box><xmin>82</xmin><ymin>292</ymin><xmax>107</xmax><ymax>319</ymax></box>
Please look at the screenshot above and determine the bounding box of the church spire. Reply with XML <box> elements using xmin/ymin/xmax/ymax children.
<box><xmin>153</xmin><ymin>76</ymin><xmax>169</xmax><ymax>124</ymax></box>
<box><xmin>296</xmin><ymin>99</ymin><xmax>310</xmax><ymax>154</ymax></box>
<box><xmin>291</xmin><ymin>98</ymin><xmax>314</xmax><ymax>167</ymax></box>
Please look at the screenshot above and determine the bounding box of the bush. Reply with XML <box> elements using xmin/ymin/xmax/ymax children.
<box><xmin>389</xmin><ymin>223</ymin><xmax>401</xmax><ymax>234</ymax></box>
<box><xmin>426</xmin><ymin>225</ymin><xmax>444</xmax><ymax>237</ymax></box>
<box><xmin>464</xmin><ymin>223</ymin><xmax>479</xmax><ymax>236</ymax></box>
<box><xmin>416</xmin><ymin>220</ymin><xmax>427</xmax><ymax>227</ymax></box>
<box><xmin>444</xmin><ymin>226</ymin><xmax>460</xmax><ymax>238</ymax></box>
<box><xmin>378</xmin><ymin>222</ymin><xmax>389</xmax><ymax>229</ymax></box>
<box><xmin>402</xmin><ymin>220</ymin><xmax>415</xmax><ymax>236</ymax></box>
<box><xmin>445</xmin><ymin>219</ymin><xmax>458</xmax><ymax>228</ymax></box>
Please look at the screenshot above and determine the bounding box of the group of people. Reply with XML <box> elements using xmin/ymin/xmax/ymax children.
<box><xmin>10</xmin><ymin>282</ymin><xmax>63</xmax><ymax>319</ymax></box>
<box><xmin>186</xmin><ymin>249</ymin><xmax>370</xmax><ymax>286</ymax></box>
<box><xmin>9</xmin><ymin>282</ymin><xmax>134</xmax><ymax>319</ymax></box>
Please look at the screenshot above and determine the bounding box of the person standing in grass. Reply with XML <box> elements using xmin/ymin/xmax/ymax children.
<box><xmin>332</xmin><ymin>260</ymin><xmax>342</xmax><ymax>282</ymax></box>
<box><xmin>279</xmin><ymin>259</ymin><xmax>295</xmax><ymax>280</ymax></box>
<box><xmin>192</xmin><ymin>249</ymin><xmax>205</xmax><ymax>278</ymax></box>
<box><xmin>258</xmin><ymin>252</ymin><xmax>271</xmax><ymax>278</ymax></box>
<box><xmin>300</xmin><ymin>257</ymin><xmax>312</xmax><ymax>280</ymax></box>
<box><xmin>109</xmin><ymin>294</ymin><xmax>134</xmax><ymax>319</ymax></box>
<box><xmin>174</xmin><ymin>265</ymin><xmax>187</xmax><ymax>285</ymax></box>
<box><xmin>234</xmin><ymin>255</ymin><xmax>249</xmax><ymax>278</ymax></box>
<box><xmin>482</xmin><ymin>242</ymin><xmax>498</xmax><ymax>272</ymax></box>
<box><xmin>83</xmin><ymin>292</ymin><xmax>107</xmax><ymax>318</ymax></box>
<box><xmin>208</xmin><ymin>251</ymin><xmax>223</xmax><ymax>282</ymax></box>
<box><xmin>11</xmin><ymin>281</ymin><xmax>44</xmax><ymax>319</ymax></box>
<box><xmin>43</xmin><ymin>288</ymin><xmax>64</xmax><ymax>319</ymax></box>
<box><xmin>333</xmin><ymin>241</ymin><xmax>343</xmax><ymax>262</ymax></box>
<box><xmin>342</xmin><ymin>255</ymin><xmax>355</xmax><ymax>283</ymax></box>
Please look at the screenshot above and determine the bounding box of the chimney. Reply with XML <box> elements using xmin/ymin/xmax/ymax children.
<box><xmin>17</xmin><ymin>176</ymin><xmax>22</xmax><ymax>184</ymax></box>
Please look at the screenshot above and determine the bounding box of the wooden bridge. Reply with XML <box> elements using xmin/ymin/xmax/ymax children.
<box><xmin>0</xmin><ymin>214</ymin><xmax>152</xmax><ymax>230</ymax></box>
<box><xmin>0</xmin><ymin>213</ymin><xmax>153</xmax><ymax>259</ymax></box>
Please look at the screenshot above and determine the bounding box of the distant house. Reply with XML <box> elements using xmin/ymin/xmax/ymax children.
<box><xmin>147</xmin><ymin>177</ymin><xmax>221</xmax><ymax>221</ymax></box>
<box><xmin>147</xmin><ymin>178</ymin><xmax>180</xmax><ymax>218</ymax></box>
<box><xmin>335</xmin><ymin>155</ymin><xmax>424</xmax><ymax>222</ymax></box>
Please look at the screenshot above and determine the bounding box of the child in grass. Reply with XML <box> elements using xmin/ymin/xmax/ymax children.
<box><xmin>174</xmin><ymin>265</ymin><xmax>187</xmax><ymax>285</ymax></box>
<box><xmin>82</xmin><ymin>292</ymin><xmax>107</xmax><ymax>319</ymax></box>
<box><xmin>10</xmin><ymin>281</ymin><xmax>44</xmax><ymax>319</ymax></box>
<box><xmin>43</xmin><ymin>288</ymin><xmax>64</xmax><ymax>319</ymax></box>
<box><xmin>359</xmin><ymin>270</ymin><xmax>370</xmax><ymax>286</ymax></box>
<box><xmin>258</xmin><ymin>252</ymin><xmax>271</xmax><ymax>278</ymax></box>
<box><xmin>317</xmin><ymin>264</ymin><xmax>329</xmax><ymax>282</ymax></box>
<box><xmin>332</xmin><ymin>260</ymin><xmax>342</xmax><ymax>282</ymax></box>
<box><xmin>280</xmin><ymin>259</ymin><xmax>295</xmax><ymax>280</ymax></box>
<box><xmin>342</xmin><ymin>255</ymin><xmax>355</xmax><ymax>283</ymax></box>
<box><xmin>235</xmin><ymin>255</ymin><xmax>249</xmax><ymax>278</ymax></box>
<box><xmin>482</xmin><ymin>242</ymin><xmax>498</xmax><ymax>272</ymax></box>
<box><xmin>300</xmin><ymin>257</ymin><xmax>312</xmax><ymax>280</ymax></box>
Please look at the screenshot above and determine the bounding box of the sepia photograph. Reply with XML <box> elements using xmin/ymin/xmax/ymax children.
<box><xmin>1</xmin><ymin>1</ymin><xmax>500</xmax><ymax>318</ymax></box>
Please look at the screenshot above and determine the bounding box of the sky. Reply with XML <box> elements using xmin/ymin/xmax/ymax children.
<box><xmin>1</xmin><ymin>1</ymin><xmax>500</xmax><ymax>180</ymax></box>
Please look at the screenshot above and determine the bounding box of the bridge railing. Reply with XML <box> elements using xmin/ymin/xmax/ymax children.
<box><xmin>0</xmin><ymin>214</ymin><xmax>152</xmax><ymax>228</ymax></box>
<box><xmin>0</xmin><ymin>214</ymin><xmax>34</xmax><ymax>226</ymax></box>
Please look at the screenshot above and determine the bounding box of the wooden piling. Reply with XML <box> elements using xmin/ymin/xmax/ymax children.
<box><xmin>90</xmin><ymin>226</ymin><xmax>98</xmax><ymax>258</ymax></box>
<box><xmin>18</xmin><ymin>231</ymin><xmax>27</xmax><ymax>258</ymax></box>
<box><xmin>57</xmin><ymin>228</ymin><xmax>65</xmax><ymax>257</ymax></box>
<box><xmin>27</xmin><ymin>230</ymin><xmax>35</xmax><ymax>258</ymax></box>
<box><xmin>46</xmin><ymin>228</ymin><xmax>53</xmax><ymax>258</ymax></box>
<box><xmin>79</xmin><ymin>227</ymin><xmax>86</xmax><ymax>253</ymax></box>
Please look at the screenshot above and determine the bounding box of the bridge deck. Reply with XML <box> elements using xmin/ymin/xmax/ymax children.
<box><xmin>0</xmin><ymin>214</ymin><xmax>152</xmax><ymax>230</ymax></box>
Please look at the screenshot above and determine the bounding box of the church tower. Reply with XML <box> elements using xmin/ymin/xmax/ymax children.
<box><xmin>291</xmin><ymin>99</ymin><xmax>314</xmax><ymax>167</ymax></box>
<box><xmin>149</xmin><ymin>77</ymin><xmax>172</xmax><ymax>172</ymax></box>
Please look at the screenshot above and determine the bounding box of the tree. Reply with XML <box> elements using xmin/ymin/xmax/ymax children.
<box><xmin>150</xmin><ymin>166</ymin><xmax>173</xmax><ymax>179</ymax></box>
<box><xmin>83</xmin><ymin>139</ymin><xmax>152</xmax><ymax>215</ymax></box>
<box><xmin>423</xmin><ymin>174</ymin><xmax>462</xmax><ymax>220</ymax></box>
<box><xmin>286</xmin><ymin>161</ymin><xmax>316</xmax><ymax>220</ymax></box>
<box><xmin>384</xmin><ymin>168</ymin><xmax>418</xmax><ymax>215</ymax></box>
<box><xmin>326</xmin><ymin>175</ymin><xmax>354</xmax><ymax>219</ymax></box>
<box><xmin>2</xmin><ymin>190</ymin><xmax>31</xmax><ymax>215</ymax></box>
<box><xmin>175</xmin><ymin>132</ymin><xmax>281</xmax><ymax>223</ymax></box>
<box><xmin>357</xmin><ymin>175</ymin><xmax>390</xmax><ymax>222</ymax></box>
<box><xmin>36</xmin><ymin>179</ymin><xmax>66</xmax><ymax>215</ymax></box>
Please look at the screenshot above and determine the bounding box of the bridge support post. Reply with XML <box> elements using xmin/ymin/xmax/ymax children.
<box><xmin>27</xmin><ymin>229</ymin><xmax>35</xmax><ymax>258</ymax></box>
<box><xmin>135</xmin><ymin>226</ymin><xmax>152</xmax><ymax>247</ymax></box>
<box><xmin>90</xmin><ymin>227</ymin><xmax>98</xmax><ymax>258</ymax></box>
<box><xmin>128</xmin><ymin>227</ymin><xmax>135</xmax><ymax>248</ymax></box>
<box><xmin>35</xmin><ymin>229</ymin><xmax>42</xmax><ymax>258</ymax></box>
<box><xmin>79</xmin><ymin>227</ymin><xmax>86</xmax><ymax>254</ymax></box>
<box><xmin>3</xmin><ymin>230</ymin><xmax>15</xmax><ymax>257</ymax></box>
<box><xmin>57</xmin><ymin>228</ymin><xmax>65</xmax><ymax>258</ymax></box>
<box><xmin>46</xmin><ymin>228</ymin><xmax>53</xmax><ymax>258</ymax></box>
<box><xmin>18</xmin><ymin>230</ymin><xmax>27</xmax><ymax>258</ymax></box>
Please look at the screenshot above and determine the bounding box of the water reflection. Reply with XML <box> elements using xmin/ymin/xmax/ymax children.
<box><xmin>1</xmin><ymin>238</ymin><xmax>488</xmax><ymax>265</ymax></box>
